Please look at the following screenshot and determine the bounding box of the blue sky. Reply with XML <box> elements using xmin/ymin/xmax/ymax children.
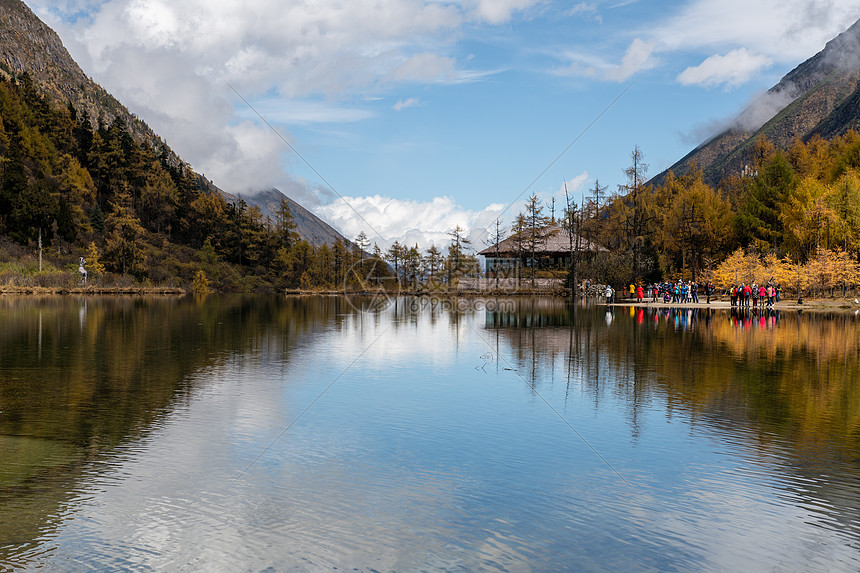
<box><xmin>29</xmin><ymin>0</ymin><xmax>860</xmax><ymax>250</ymax></box>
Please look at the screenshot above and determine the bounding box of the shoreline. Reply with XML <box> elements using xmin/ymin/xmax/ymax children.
<box><xmin>6</xmin><ymin>287</ymin><xmax>855</xmax><ymax>311</ymax></box>
<box><xmin>609</xmin><ymin>298</ymin><xmax>860</xmax><ymax>311</ymax></box>
<box><xmin>284</xmin><ymin>290</ymin><xmax>860</xmax><ymax>311</ymax></box>
<box><xmin>0</xmin><ymin>286</ymin><xmax>186</xmax><ymax>296</ymax></box>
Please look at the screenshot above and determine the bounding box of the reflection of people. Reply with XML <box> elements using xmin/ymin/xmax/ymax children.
<box><xmin>78</xmin><ymin>257</ymin><xmax>87</xmax><ymax>283</ymax></box>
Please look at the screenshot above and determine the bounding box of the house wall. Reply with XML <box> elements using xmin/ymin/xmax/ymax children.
<box><xmin>484</xmin><ymin>255</ymin><xmax>572</xmax><ymax>272</ymax></box>
<box><xmin>458</xmin><ymin>277</ymin><xmax>565</xmax><ymax>291</ymax></box>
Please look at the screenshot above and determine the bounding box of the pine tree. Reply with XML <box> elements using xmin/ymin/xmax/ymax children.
<box><xmin>104</xmin><ymin>190</ymin><xmax>147</xmax><ymax>278</ymax></box>
<box><xmin>737</xmin><ymin>149</ymin><xmax>797</xmax><ymax>251</ymax></box>
<box><xmin>275</xmin><ymin>196</ymin><xmax>299</xmax><ymax>251</ymax></box>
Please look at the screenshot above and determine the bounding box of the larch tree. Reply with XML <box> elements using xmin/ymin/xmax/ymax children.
<box><xmin>524</xmin><ymin>193</ymin><xmax>550</xmax><ymax>285</ymax></box>
<box><xmin>355</xmin><ymin>231</ymin><xmax>370</xmax><ymax>262</ymax></box>
<box><xmin>446</xmin><ymin>225</ymin><xmax>471</xmax><ymax>286</ymax></box>
<box><xmin>424</xmin><ymin>245</ymin><xmax>443</xmax><ymax>287</ymax></box>
<box><xmin>617</xmin><ymin>145</ymin><xmax>654</xmax><ymax>282</ymax></box>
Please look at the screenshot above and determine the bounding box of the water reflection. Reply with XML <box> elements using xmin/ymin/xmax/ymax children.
<box><xmin>0</xmin><ymin>296</ymin><xmax>858</xmax><ymax>571</ymax></box>
<box><xmin>0</xmin><ymin>295</ymin><xmax>362</xmax><ymax>567</ymax></box>
<box><xmin>486</xmin><ymin>301</ymin><xmax>860</xmax><ymax>447</ymax></box>
<box><xmin>487</xmin><ymin>300</ymin><xmax>860</xmax><ymax>565</ymax></box>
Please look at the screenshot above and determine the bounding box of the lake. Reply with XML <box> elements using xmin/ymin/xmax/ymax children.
<box><xmin>0</xmin><ymin>295</ymin><xmax>859</xmax><ymax>572</ymax></box>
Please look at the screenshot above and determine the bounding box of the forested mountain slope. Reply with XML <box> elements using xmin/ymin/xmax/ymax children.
<box><xmin>657</xmin><ymin>18</ymin><xmax>860</xmax><ymax>186</ymax></box>
<box><xmin>0</xmin><ymin>0</ymin><xmax>346</xmax><ymax>247</ymax></box>
<box><xmin>0</xmin><ymin>0</ymin><xmax>356</xmax><ymax>292</ymax></box>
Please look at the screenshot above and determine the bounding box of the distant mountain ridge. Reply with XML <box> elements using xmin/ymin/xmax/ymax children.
<box><xmin>658</xmin><ymin>18</ymin><xmax>860</xmax><ymax>186</ymax></box>
<box><xmin>0</xmin><ymin>0</ymin><xmax>348</xmax><ymax>247</ymax></box>
<box><xmin>234</xmin><ymin>189</ymin><xmax>351</xmax><ymax>248</ymax></box>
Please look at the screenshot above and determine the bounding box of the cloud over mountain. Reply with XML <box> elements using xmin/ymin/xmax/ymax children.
<box><xmin>315</xmin><ymin>195</ymin><xmax>506</xmax><ymax>252</ymax></box>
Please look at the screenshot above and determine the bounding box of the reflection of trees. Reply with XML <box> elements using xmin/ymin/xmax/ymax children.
<box><xmin>490</xmin><ymin>305</ymin><xmax>860</xmax><ymax>450</ymax></box>
<box><xmin>0</xmin><ymin>295</ymin><xmax>358</xmax><ymax>564</ymax></box>
<box><xmin>700</xmin><ymin>310</ymin><xmax>860</xmax><ymax>447</ymax></box>
<box><xmin>489</xmin><ymin>304</ymin><xmax>860</xmax><ymax>532</ymax></box>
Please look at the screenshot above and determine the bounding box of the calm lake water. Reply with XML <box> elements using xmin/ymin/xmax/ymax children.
<box><xmin>0</xmin><ymin>295</ymin><xmax>859</xmax><ymax>572</ymax></box>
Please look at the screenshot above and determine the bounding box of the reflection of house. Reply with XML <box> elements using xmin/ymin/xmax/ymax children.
<box><xmin>479</xmin><ymin>225</ymin><xmax>603</xmax><ymax>272</ymax></box>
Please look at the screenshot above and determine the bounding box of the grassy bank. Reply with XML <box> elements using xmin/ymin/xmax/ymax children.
<box><xmin>0</xmin><ymin>286</ymin><xmax>186</xmax><ymax>295</ymax></box>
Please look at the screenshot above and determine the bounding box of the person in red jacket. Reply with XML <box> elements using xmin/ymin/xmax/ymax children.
<box><xmin>636</xmin><ymin>284</ymin><xmax>644</xmax><ymax>302</ymax></box>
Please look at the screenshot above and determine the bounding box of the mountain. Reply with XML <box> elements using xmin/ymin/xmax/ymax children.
<box><xmin>658</xmin><ymin>18</ymin><xmax>860</xmax><ymax>186</ymax></box>
<box><xmin>236</xmin><ymin>189</ymin><xmax>351</xmax><ymax>248</ymax></box>
<box><xmin>0</xmin><ymin>0</ymin><xmax>189</xmax><ymax>171</ymax></box>
<box><xmin>0</xmin><ymin>0</ymin><xmax>347</xmax><ymax>247</ymax></box>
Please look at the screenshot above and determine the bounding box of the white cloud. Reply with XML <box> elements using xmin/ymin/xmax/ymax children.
<box><xmin>565</xmin><ymin>2</ymin><xmax>597</xmax><ymax>17</ymax></box>
<box><xmin>314</xmin><ymin>195</ymin><xmax>505</xmax><ymax>252</ymax></box>
<box><xmin>653</xmin><ymin>0</ymin><xmax>860</xmax><ymax>63</ymax></box>
<box><xmin>393</xmin><ymin>98</ymin><xmax>421</xmax><ymax>111</ymax></box>
<box><xmin>465</xmin><ymin>0</ymin><xmax>544</xmax><ymax>25</ymax></box>
<box><xmin>125</xmin><ymin>0</ymin><xmax>181</xmax><ymax>49</ymax></box>
<box><xmin>239</xmin><ymin>99</ymin><xmax>375</xmax><ymax>125</ymax></box>
<box><xmin>678</xmin><ymin>49</ymin><xmax>773</xmax><ymax>88</ymax></box>
<box><xmin>564</xmin><ymin>2</ymin><xmax>601</xmax><ymax>23</ymax></box>
<box><xmin>554</xmin><ymin>172</ymin><xmax>590</xmax><ymax>198</ymax></box>
<box><xmin>556</xmin><ymin>38</ymin><xmax>655</xmax><ymax>82</ymax></box>
<box><xmin>554</xmin><ymin>1</ymin><xmax>860</xmax><ymax>86</ymax></box>
<box><xmin>733</xmin><ymin>89</ymin><xmax>799</xmax><ymax>132</ymax></box>
<box><xmin>203</xmin><ymin>121</ymin><xmax>291</xmax><ymax>196</ymax></box>
<box><xmin>605</xmin><ymin>38</ymin><xmax>656</xmax><ymax>82</ymax></box>
<box><xmin>391</xmin><ymin>53</ymin><xmax>459</xmax><ymax>83</ymax></box>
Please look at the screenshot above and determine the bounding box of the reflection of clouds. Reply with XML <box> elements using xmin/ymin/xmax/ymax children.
<box><xmin>20</xmin><ymin>316</ymin><xmax>477</xmax><ymax>570</ymax></box>
<box><xmin>328</xmin><ymin>304</ymin><xmax>471</xmax><ymax>367</ymax></box>
<box><xmin>16</xmin><ymin>304</ymin><xmax>860</xmax><ymax>572</ymax></box>
<box><xmin>27</xmin><ymin>393</ymin><xmax>477</xmax><ymax>571</ymax></box>
<box><xmin>643</xmin><ymin>460</ymin><xmax>860</xmax><ymax>571</ymax></box>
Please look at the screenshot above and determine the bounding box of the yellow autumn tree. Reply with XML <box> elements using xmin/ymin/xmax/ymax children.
<box><xmin>192</xmin><ymin>270</ymin><xmax>209</xmax><ymax>297</ymax></box>
<box><xmin>768</xmin><ymin>256</ymin><xmax>791</xmax><ymax>288</ymax></box>
<box><xmin>780</xmin><ymin>177</ymin><xmax>840</xmax><ymax>262</ymax></box>
<box><xmin>85</xmin><ymin>241</ymin><xmax>106</xmax><ymax>276</ymax></box>
<box><xmin>784</xmin><ymin>257</ymin><xmax>811</xmax><ymax>297</ymax></box>
<box><xmin>810</xmin><ymin>248</ymin><xmax>860</xmax><ymax>297</ymax></box>
<box><xmin>712</xmin><ymin>249</ymin><xmax>749</xmax><ymax>288</ymax></box>
<box><xmin>832</xmin><ymin>249</ymin><xmax>860</xmax><ymax>294</ymax></box>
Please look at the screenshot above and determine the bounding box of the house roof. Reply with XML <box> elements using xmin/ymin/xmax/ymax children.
<box><xmin>478</xmin><ymin>225</ymin><xmax>604</xmax><ymax>256</ymax></box>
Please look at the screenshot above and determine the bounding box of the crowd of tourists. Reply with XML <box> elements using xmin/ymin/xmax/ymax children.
<box><xmin>601</xmin><ymin>280</ymin><xmax>786</xmax><ymax>308</ymax></box>
<box><xmin>727</xmin><ymin>283</ymin><xmax>782</xmax><ymax>309</ymax></box>
<box><xmin>627</xmin><ymin>281</ymin><xmax>718</xmax><ymax>304</ymax></box>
